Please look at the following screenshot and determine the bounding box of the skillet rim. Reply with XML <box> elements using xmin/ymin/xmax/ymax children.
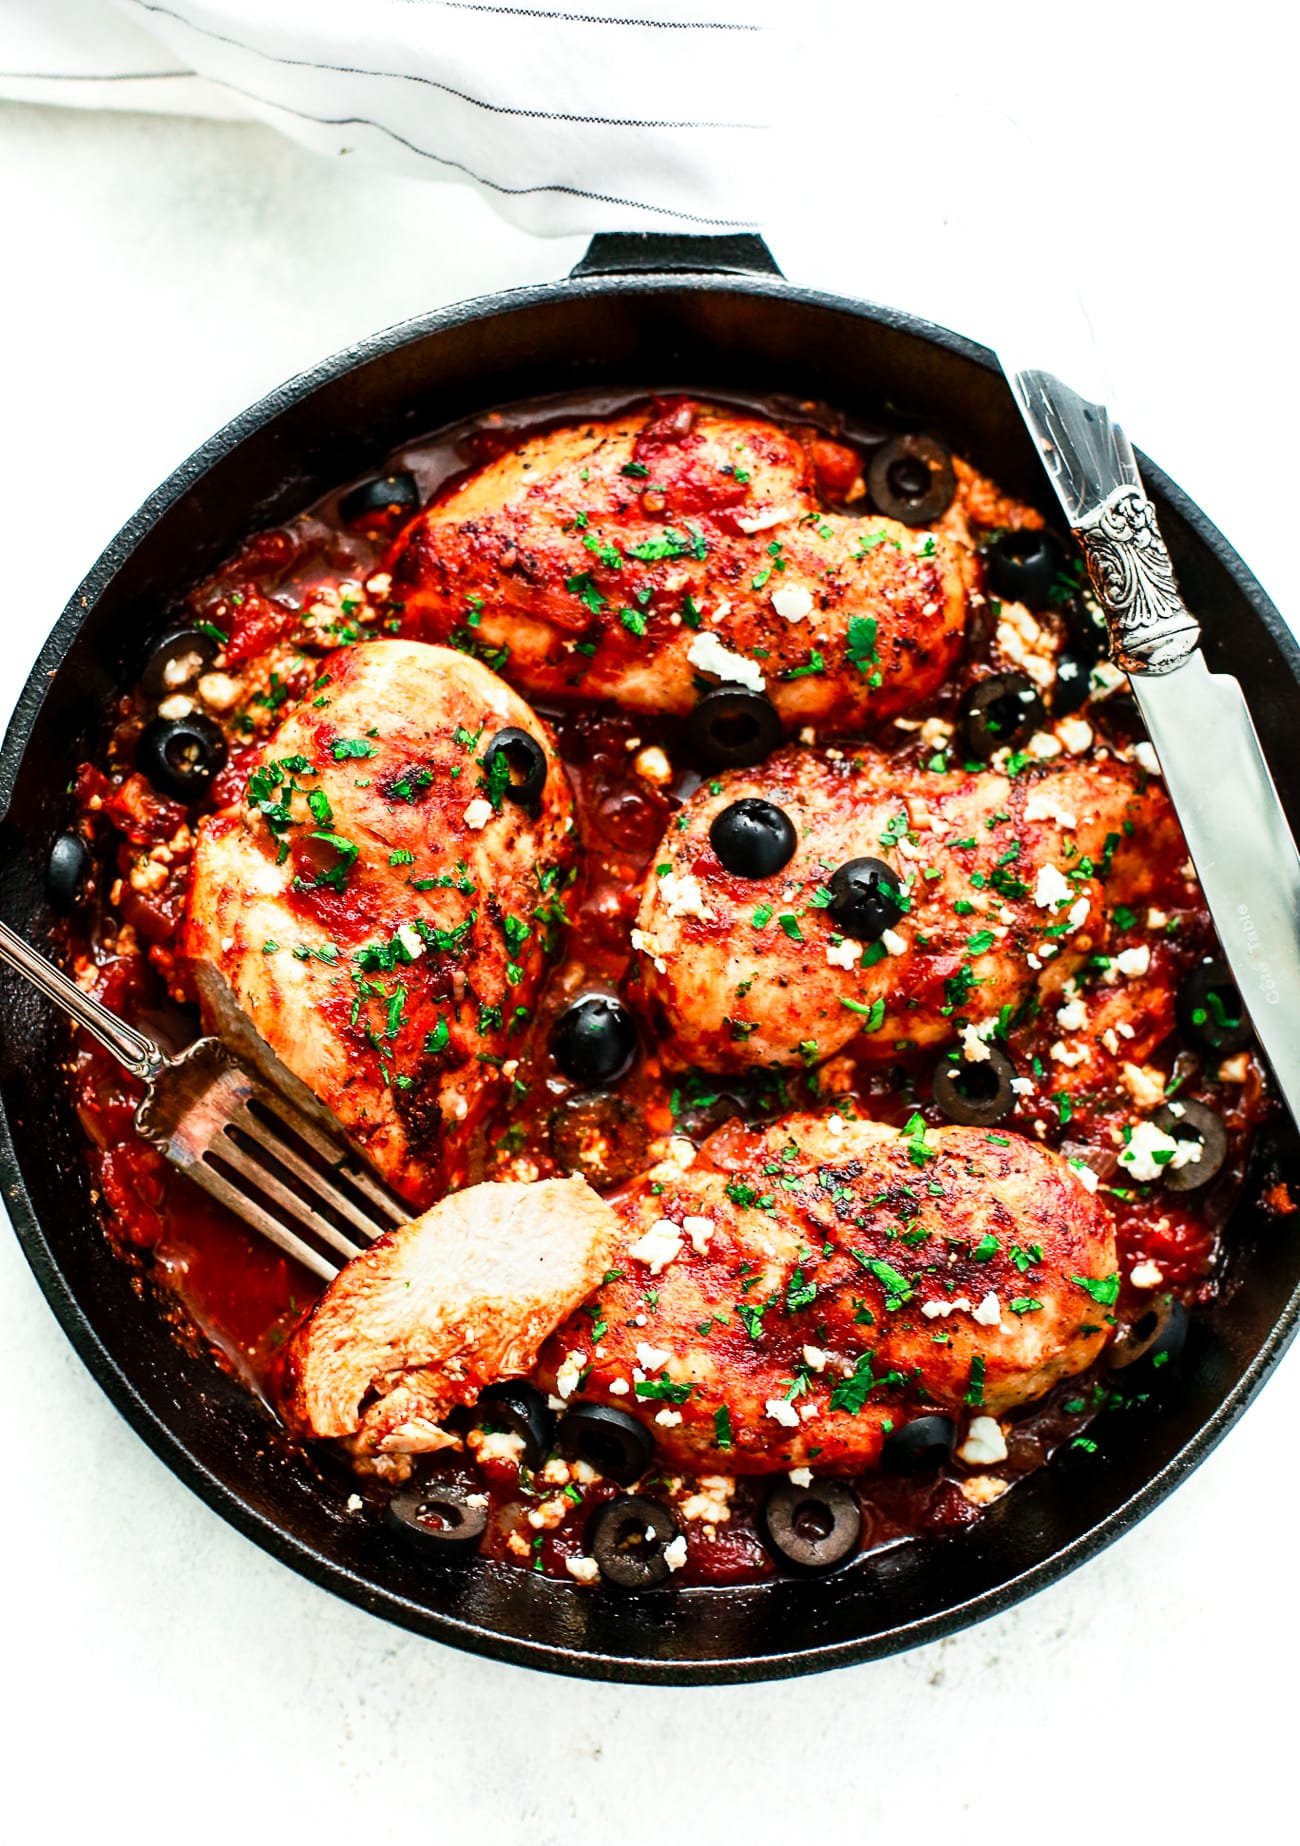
<box><xmin>2</xmin><ymin>266</ymin><xmax>1298</xmax><ymax>1684</ymax></box>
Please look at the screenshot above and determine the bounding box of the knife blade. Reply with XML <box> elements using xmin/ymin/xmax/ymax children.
<box><xmin>1005</xmin><ymin>364</ymin><xmax>1300</xmax><ymax>1128</ymax></box>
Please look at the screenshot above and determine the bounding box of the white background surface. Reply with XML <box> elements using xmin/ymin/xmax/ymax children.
<box><xmin>1</xmin><ymin>11</ymin><xmax>1298</xmax><ymax>1837</ymax></box>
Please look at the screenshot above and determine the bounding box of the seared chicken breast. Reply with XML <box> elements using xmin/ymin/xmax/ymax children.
<box><xmin>281</xmin><ymin>1176</ymin><xmax>619</xmax><ymax>1454</ymax></box>
<box><xmin>183</xmin><ymin>639</ymin><xmax>575</xmax><ymax>1207</ymax></box>
<box><xmin>632</xmin><ymin>743</ymin><xmax>1191</xmax><ymax>1073</ymax></box>
<box><xmin>384</xmin><ymin>401</ymin><xmax>970</xmax><ymax>731</ymax></box>
<box><xmin>539</xmin><ymin>1114</ymin><xmax>1118</xmax><ymax>1475</ymax></box>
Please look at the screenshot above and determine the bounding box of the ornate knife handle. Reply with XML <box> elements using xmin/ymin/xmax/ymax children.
<box><xmin>1075</xmin><ymin>484</ymin><xmax>1201</xmax><ymax>675</ymax></box>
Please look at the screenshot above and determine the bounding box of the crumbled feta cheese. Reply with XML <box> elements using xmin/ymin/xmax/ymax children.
<box><xmin>1069</xmin><ymin>1159</ymin><xmax>1100</xmax><ymax>1194</ymax></box>
<box><xmin>825</xmin><ymin>1112</ymin><xmax>847</xmax><ymax>1137</ymax></box>
<box><xmin>1050</xmin><ymin>1040</ymin><xmax>1088</xmax><ymax>1067</ymax></box>
<box><xmin>958</xmin><ymin>1022</ymin><xmax>991</xmax><ymax>1064</ymax></box>
<box><xmin>396</xmin><ymin>922</ymin><xmax>425</xmax><ymax>960</ymax></box>
<box><xmin>662</xmin><ymin>1534</ymin><xmax>688</xmax><ymax>1572</ymax></box>
<box><xmin>958</xmin><ymin>1415</ymin><xmax>1008</xmax><ymax>1466</ymax></box>
<box><xmin>687</xmin><ymin>630</ymin><xmax>765</xmax><ymax>692</ymax></box>
<box><xmin>1101</xmin><ymin>1028</ymin><xmax>1120</xmax><ymax>1055</ymax></box>
<box><xmin>801</xmin><ymin>1345</ymin><xmax>828</xmax><ymax>1372</ymax></box>
<box><xmin>565</xmin><ymin>1554</ymin><xmax>601</xmax><ymax>1584</ymax></box>
<box><xmin>1121</xmin><ymin>1061</ymin><xmax>1166</xmax><ymax>1109</ymax></box>
<box><xmin>635</xmin><ymin>1340</ymin><xmax>670</xmax><ymax>1373</ymax></box>
<box><xmin>607</xmin><ymin>1377</ymin><xmax>630</xmax><ymax>1396</ymax></box>
<box><xmin>628</xmin><ymin>1218</ymin><xmax>684</xmax><ymax>1274</ymax></box>
<box><xmin>659</xmin><ymin>870</ymin><xmax>715</xmax><ymax>922</ymax></box>
<box><xmin>633</xmin><ymin>744</ymin><xmax>672</xmax><ymax>786</ymax></box>
<box><xmin>197</xmin><ymin>671</ymin><xmax>241</xmax><ymax>713</ymax></box>
<box><xmin>682</xmin><ymin>1214</ymin><xmax>714</xmax><ymax>1255</ymax></box>
<box><xmin>1027</xmin><ymin>730</ymin><xmax>1062</xmax><ymax>759</ymax></box>
<box><xmin>1120</xmin><ymin>1118</ymin><xmax>1203</xmax><ymax>1182</ymax></box>
<box><xmin>462</xmin><ymin>797</ymin><xmax>493</xmax><ymax>830</ymax></box>
<box><xmin>464</xmin><ymin>1492</ymin><xmax>490</xmax><ymax>1509</ymax></box>
<box><xmin>1055</xmin><ymin>714</ymin><xmax>1094</xmax><ymax>754</ymax></box>
<box><xmin>825</xmin><ymin>936</ymin><xmax>860</xmax><ymax>970</ymax></box>
<box><xmin>1130</xmin><ymin>1260</ymin><xmax>1165</xmax><ymax>1289</ymax></box>
<box><xmin>679</xmin><ymin>1476</ymin><xmax>735</xmax><ymax>1523</ymax></box>
<box><xmin>1024</xmin><ymin>791</ymin><xmax>1079</xmax><ymax>830</ymax></box>
<box><xmin>972</xmin><ymin>1291</ymin><xmax>1002</xmax><ymax>1328</ymax></box>
<box><xmin>346</xmin><ymin>1493</ymin><xmax>364</xmax><ymax>1513</ymax></box>
<box><xmin>629</xmin><ymin>925</ymin><xmax>668</xmax><ymax>975</ymax></box>
<box><xmin>736</xmin><ymin>506</ymin><xmax>792</xmax><ymax>534</ymax></box>
<box><xmin>1034</xmin><ymin>863</ymin><xmax>1073</xmax><ymax>910</ymax></box>
<box><xmin>880</xmin><ymin>927</ymin><xmax>908</xmax><ymax>957</ymax></box>
<box><xmin>654</xmin><ymin>1409</ymin><xmax>683</xmax><ymax>1427</ymax></box>
<box><xmin>1133</xmin><ymin>740</ymin><xmax>1161</xmax><ymax>776</ymax></box>
<box><xmin>765</xmin><ymin>1397</ymin><xmax>801</xmax><ymax>1429</ymax></box>
<box><xmin>1010</xmin><ymin>1076</ymin><xmax>1035</xmax><ymax>1096</ymax></box>
<box><xmin>922</xmin><ymin>1296</ymin><xmax>973</xmax><ymax>1320</ymax></box>
<box><xmin>158</xmin><ymin>693</ymin><xmax>195</xmax><ymax>720</ymax></box>
<box><xmin>1056</xmin><ymin>996</ymin><xmax>1088</xmax><ymax>1032</ymax></box>
<box><xmin>1066</xmin><ymin>896</ymin><xmax>1090</xmax><ymax>932</ymax></box>
<box><xmin>1116</xmin><ymin>944</ymin><xmax>1151</xmax><ymax>978</ymax></box>
<box><xmin>959</xmin><ymin>1474</ymin><xmax>1009</xmax><ymax>1506</ymax></box>
<box><xmin>771</xmin><ymin>584</ymin><xmax>814</xmax><ymax>623</ymax></box>
<box><xmin>472</xmin><ymin>1429</ymin><xmax>526</xmax><ymax>1465</ymax></box>
<box><xmin>1219</xmin><ymin>1053</ymin><xmax>1250</xmax><ymax>1084</ymax></box>
<box><xmin>1147</xmin><ymin>907</ymin><xmax>1168</xmax><ymax>930</ymax></box>
<box><xmin>787</xmin><ymin>1467</ymin><xmax>814</xmax><ymax>1487</ymax></box>
<box><xmin>555</xmin><ymin>1350</ymin><xmax>587</xmax><ymax>1400</ymax></box>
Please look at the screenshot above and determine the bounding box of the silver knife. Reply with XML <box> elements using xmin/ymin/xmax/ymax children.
<box><xmin>1004</xmin><ymin>364</ymin><xmax>1300</xmax><ymax>1128</ymax></box>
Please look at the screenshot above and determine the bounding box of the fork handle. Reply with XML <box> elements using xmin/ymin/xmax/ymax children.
<box><xmin>0</xmin><ymin>916</ymin><xmax>165</xmax><ymax>1082</ymax></box>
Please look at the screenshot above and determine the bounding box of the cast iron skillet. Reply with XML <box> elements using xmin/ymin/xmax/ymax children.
<box><xmin>2</xmin><ymin>233</ymin><xmax>1298</xmax><ymax>1684</ymax></box>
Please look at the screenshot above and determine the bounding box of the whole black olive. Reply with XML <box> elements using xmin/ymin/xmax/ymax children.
<box><xmin>932</xmin><ymin>1044</ymin><xmax>1018</xmax><ymax>1127</ymax></box>
<box><xmin>962</xmin><ymin>672</ymin><xmax>1046</xmax><ymax>759</ymax></box>
<box><xmin>384</xmin><ymin>1481</ymin><xmax>488</xmax><ymax>1558</ymax></box>
<box><xmin>482</xmin><ymin>727</ymin><xmax>547</xmax><ymax>813</ymax></box>
<box><xmin>826</xmin><ymin>856</ymin><xmax>903</xmax><ymax>942</ymax></box>
<box><xmin>709</xmin><ymin>798</ymin><xmax>797</xmax><ymax>879</ymax></box>
<box><xmin>881</xmin><ymin>1414</ymin><xmax>957</xmax><ymax>1475</ymax></box>
<box><xmin>476</xmin><ymin>1380</ymin><xmax>555</xmax><ymax>1470</ymax></box>
<box><xmin>1107</xmin><ymin>1295</ymin><xmax>1189</xmax><ymax>1374</ymax></box>
<box><xmin>762</xmin><ymin>1480</ymin><xmax>862</xmax><ymax>1573</ymax></box>
<box><xmin>551</xmin><ymin>994</ymin><xmax>638</xmax><ymax>1086</ymax></box>
<box><xmin>588</xmin><ymin>1494</ymin><xmax>683</xmax><ymax>1589</ymax></box>
<box><xmin>984</xmin><ymin>529</ymin><xmax>1067</xmax><ymax>608</ymax></box>
<box><xmin>685</xmin><ymin>686</ymin><xmax>783</xmax><ymax>771</ymax></box>
<box><xmin>1059</xmin><ymin>591</ymin><xmax>1107</xmax><ymax>666</ymax></box>
<box><xmin>136</xmin><ymin>713</ymin><xmax>228</xmax><ymax>802</ymax></box>
<box><xmin>141</xmin><ymin>626</ymin><xmax>220</xmax><ymax>697</ymax></box>
<box><xmin>549</xmin><ymin>1092</ymin><xmax>649</xmax><ymax>1190</ymax></box>
<box><xmin>46</xmin><ymin>832</ymin><xmax>93</xmax><ymax>913</ymax></box>
<box><xmin>867</xmin><ymin>434</ymin><xmax>956</xmax><ymax>526</ymax></box>
<box><xmin>1177</xmin><ymin>956</ymin><xmax>1251</xmax><ymax>1054</ymax></box>
<box><xmin>558</xmin><ymin>1402</ymin><xmax>655</xmax><ymax>1485</ymax></box>
<box><xmin>1151</xmin><ymin>1099</ymin><xmax>1228</xmax><ymax>1192</ymax></box>
<box><xmin>339</xmin><ymin>470</ymin><xmax>420</xmax><ymax>528</ymax></box>
<box><xmin>1050</xmin><ymin>648</ymin><xmax>1092</xmax><ymax>716</ymax></box>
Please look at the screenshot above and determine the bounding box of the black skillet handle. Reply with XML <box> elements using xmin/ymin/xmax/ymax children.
<box><xmin>570</xmin><ymin>232</ymin><xmax>782</xmax><ymax>279</ymax></box>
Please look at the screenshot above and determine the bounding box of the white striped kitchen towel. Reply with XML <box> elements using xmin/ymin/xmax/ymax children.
<box><xmin>0</xmin><ymin>0</ymin><xmax>785</xmax><ymax>233</ymax></box>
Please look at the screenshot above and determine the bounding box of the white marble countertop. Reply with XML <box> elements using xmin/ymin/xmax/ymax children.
<box><xmin>1</xmin><ymin>34</ymin><xmax>1297</xmax><ymax>1835</ymax></box>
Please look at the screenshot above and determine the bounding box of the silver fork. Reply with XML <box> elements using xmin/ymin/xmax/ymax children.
<box><xmin>0</xmin><ymin>917</ymin><xmax>407</xmax><ymax>1280</ymax></box>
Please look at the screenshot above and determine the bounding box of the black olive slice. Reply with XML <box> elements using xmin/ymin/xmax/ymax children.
<box><xmin>46</xmin><ymin>832</ymin><xmax>93</xmax><ymax>913</ymax></box>
<box><xmin>339</xmin><ymin>470</ymin><xmax>420</xmax><ymax>528</ymax></box>
<box><xmin>685</xmin><ymin>686</ymin><xmax>783</xmax><ymax>771</ymax></box>
<box><xmin>962</xmin><ymin>672</ymin><xmax>1046</xmax><ymax>759</ymax></box>
<box><xmin>1107</xmin><ymin>1295</ymin><xmax>1189</xmax><ymax>1375</ymax></box>
<box><xmin>476</xmin><ymin>1381</ymin><xmax>555</xmax><ymax>1470</ymax></box>
<box><xmin>1050</xmin><ymin>648</ymin><xmax>1093</xmax><ymax>716</ymax></box>
<box><xmin>762</xmin><ymin>1480</ymin><xmax>862</xmax><ymax>1573</ymax></box>
<box><xmin>588</xmin><ymin>1494</ymin><xmax>683</xmax><ymax>1589</ymax></box>
<box><xmin>1177</xmin><ymin>956</ymin><xmax>1251</xmax><ymax>1054</ymax></box>
<box><xmin>867</xmin><ymin>434</ymin><xmax>956</xmax><ymax>526</ymax></box>
<box><xmin>384</xmin><ymin>1482</ymin><xmax>488</xmax><ymax>1558</ymax></box>
<box><xmin>881</xmin><ymin>1414</ymin><xmax>957</xmax><ymax>1475</ymax></box>
<box><xmin>984</xmin><ymin>529</ymin><xmax>1067</xmax><ymax>608</ymax></box>
<box><xmin>549</xmin><ymin>1093</ymin><xmax>649</xmax><ymax>1190</ymax></box>
<box><xmin>708</xmin><ymin>798</ymin><xmax>797</xmax><ymax>879</ymax></box>
<box><xmin>826</xmin><ymin>856</ymin><xmax>904</xmax><ymax>943</ymax></box>
<box><xmin>482</xmin><ymin>727</ymin><xmax>548</xmax><ymax>812</ymax></box>
<box><xmin>551</xmin><ymin>995</ymin><xmax>638</xmax><ymax>1087</ymax></box>
<box><xmin>932</xmin><ymin>1044</ymin><xmax>1018</xmax><ymax>1127</ymax></box>
<box><xmin>136</xmin><ymin>713</ymin><xmax>228</xmax><ymax>802</ymax></box>
<box><xmin>141</xmin><ymin>626</ymin><xmax>220</xmax><ymax>697</ymax></box>
<box><xmin>1151</xmin><ymin>1100</ymin><xmax>1228</xmax><ymax>1192</ymax></box>
<box><xmin>558</xmin><ymin>1402</ymin><xmax>655</xmax><ymax>1485</ymax></box>
<box><xmin>1059</xmin><ymin>591</ymin><xmax>1107</xmax><ymax>666</ymax></box>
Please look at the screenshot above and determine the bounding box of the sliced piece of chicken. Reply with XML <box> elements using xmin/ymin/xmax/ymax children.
<box><xmin>632</xmin><ymin>742</ymin><xmax>1191</xmax><ymax>1073</ymax></box>
<box><xmin>280</xmin><ymin>1175</ymin><xmax>620</xmax><ymax>1454</ymax></box>
<box><xmin>384</xmin><ymin>400</ymin><xmax>971</xmax><ymax>732</ymax></box>
<box><xmin>183</xmin><ymin>639</ymin><xmax>576</xmax><ymax>1208</ymax></box>
<box><xmin>538</xmin><ymin>1114</ymin><xmax>1117</xmax><ymax>1475</ymax></box>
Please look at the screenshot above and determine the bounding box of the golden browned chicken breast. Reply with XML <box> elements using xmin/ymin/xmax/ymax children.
<box><xmin>631</xmin><ymin>742</ymin><xmax>1192</xmax><ymax>1074</ymax></box>
<box><xmin>280</xmin><ymin>1176</ymin><xmax>620</xmax><ymax>1456</ymax></box>
<box><xmin>182</xmin><ymin>639</ymin><xmax>576</xmax><ymax>1208</ymax></box>
<box><xmin>537</xmin><ymin>1114</ymin><xmax>1118</xmax><ymax>1476</ymax></box>
<box><xmin>383</xmin><ymin>400</ymin><xmax>970</xmax><ymax>731</ymax></box>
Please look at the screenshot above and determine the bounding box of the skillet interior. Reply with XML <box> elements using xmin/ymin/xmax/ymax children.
<box><xmin>2</xmin><ymin>236</ymin><xmax>1299</xmax><ymax>1683</ymax></box>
